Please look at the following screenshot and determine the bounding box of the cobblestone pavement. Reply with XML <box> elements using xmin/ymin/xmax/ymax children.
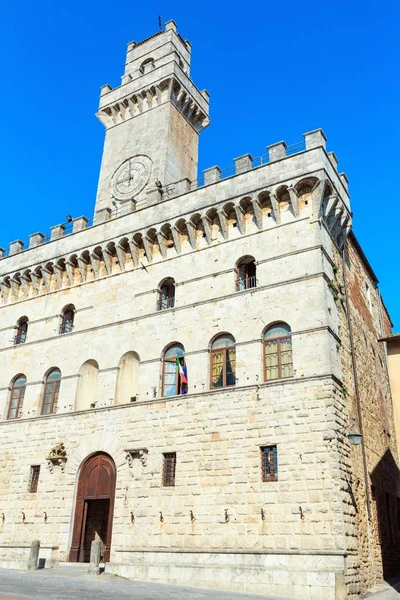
<box><xmin>0</xmin><ymin>566</ymin><xmax>292</xmax><ymax>600</ymax></box>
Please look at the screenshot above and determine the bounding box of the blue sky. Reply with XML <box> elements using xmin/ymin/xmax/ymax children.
<box><xmin>1</xmin><ymin>1</ymin><xmax>399</xmax><ymax>327</ymax></box>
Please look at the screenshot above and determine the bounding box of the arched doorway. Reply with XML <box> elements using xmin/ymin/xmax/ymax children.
<box><xmin>69</xmin><ymin>453</ymin><xmax>116</xmax><ymax>562</ymax></box>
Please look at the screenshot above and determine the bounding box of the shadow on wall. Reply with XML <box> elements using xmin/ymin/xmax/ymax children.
<box><xmin>370</xmin><ymin>448</ymin><xmax>400</xmax><ymax>579</ymax></box>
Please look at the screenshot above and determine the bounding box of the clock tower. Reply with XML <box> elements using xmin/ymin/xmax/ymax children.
<box><xmin>94</xmin><ymin>20</ymin><xmax>210</xmax><ymax>221</ymax></box>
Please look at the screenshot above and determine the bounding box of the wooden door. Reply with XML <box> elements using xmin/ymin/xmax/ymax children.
<box><xmin>69</xmin><ymin>453</ymin><xmax>116</xmax><ymax>562</ymax></box>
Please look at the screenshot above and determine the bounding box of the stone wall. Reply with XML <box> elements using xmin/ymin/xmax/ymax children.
<box><xmin>323</xmin><ymin>230</ymin><xmax>399</xmax><ymax>598</ymax></box>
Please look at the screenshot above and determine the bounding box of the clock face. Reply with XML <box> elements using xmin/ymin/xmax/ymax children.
<box><xmin>111</xmin><ymin>155</ymin><xmax>152</xmax><ymax>201</ymax></box>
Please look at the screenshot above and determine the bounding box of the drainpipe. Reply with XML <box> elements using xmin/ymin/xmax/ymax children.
<box><xmin>341</xmin><ymin>247</ymin><xmax>372</xmax><ymax>519</ymax></box>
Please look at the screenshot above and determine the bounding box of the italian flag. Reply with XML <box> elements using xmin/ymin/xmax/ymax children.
<box><xmin>176</xmin><ymin>356</ymin><xmax>188</xmax><ymax>385</ymax></box>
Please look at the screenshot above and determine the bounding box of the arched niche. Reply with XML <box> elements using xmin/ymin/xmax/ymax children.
<box><xmin>75</xmin><ymin>360</ymin><xmax>99</xmax><ymax>411</ymax></box>
<box><xmin>115</xmin><ymin>352</ymin><xmax>140</xmax><ymax>405</ymax></box>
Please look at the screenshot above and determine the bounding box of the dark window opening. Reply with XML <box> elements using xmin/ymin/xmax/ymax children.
<box><xmin>261</xmin><ymin>446</ymin><xmax>278</xmax><ymax>482</ymax></box>
<box><xmin>162</xmin><ymin>452</ymin><xmax>176</xmax><ymax>486</ymax></box>
<box><xmin>15</xmin><ymin>319</ymin><xmax>28</xmax><ymax>345</ymax></box>
<box><xmin>60</xmin><ymin>308</ymin><xmax>74</xmax><ymax>334</ymax></box>
<box><xmin>158</xmin><ymin>278</ymin><xmax>175</xmax><ymax>310</ymax></box>
<box><xmin>29</xmin><ymin>465</ymin><xmax>40</xmax><ymax>493</ymax></box>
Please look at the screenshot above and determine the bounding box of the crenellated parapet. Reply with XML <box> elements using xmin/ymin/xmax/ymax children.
<box><xmin>97</xmin><ymin>74</ymin><xmax>209</xmax><ymax>133</ymax></box>
<box><xmin>0</xmin><ymin>170</ymin><xmax>351</xmax><ymax>306</ymax></box>
<box><xmin>0</xmin><ymin>129</ymin><xmax>351</xmax><ymax>270</ymax></box>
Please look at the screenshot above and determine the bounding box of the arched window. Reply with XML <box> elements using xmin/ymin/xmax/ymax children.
<box><xmin>158</xmin><ymin>278</ymin><xmax>175</xmax><ymax>310</ymax></box>
<box><xmin>41</xmin><ymin>369</ymin><xmax>61</xmax><ymax>415</ymax></box>
<box><xmin>236</xmin><ymin>257</ymin><xmax>256</xmax><ymax>291</ymax></box>
<box><xmin>15</xmin><ymin>317</ymin><xmax>28</xmax><ymax>345</ymax></box>
<box><xmin>7</xmin><ymin>375</ymin><xmax>26</xmax><ymax>419</ymax></box>
<box><xmin>75</xmin><ymin>360</ymin><xmax>99</xmax><ymax>410</ymax></box>
<box><xmin>210</xmin><ymin>334</ymin><xmax>236</xmax><ymax>389</ymax></box>
<box><xmin>162</xmin><ymin>343</ymin><xmax>187</xmax><ymax>397</ymax></box>
<box><xmin>60</xmin><ymin>305</ymin><xmax>75</xmax><ymax>334</ymax></box>
<box><xmin>263</xmin><ymin>323</ymin><xmax>293</xmax><ymax>381</ymax></box>
<box><xmin>115</xmin><ymin>352</ymin><xmax>140</xmax><ymax>405</ymax></box>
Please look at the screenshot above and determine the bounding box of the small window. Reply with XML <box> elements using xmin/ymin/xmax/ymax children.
<box><xmin>162</xmin><ymin>343</ymin><xmax>187</xmax><ymax>397</ymax></box>
<box><xmin>210</xmin><ymin>334</ymin><xmax>236</xmax><ymax>389</ymax></box>
<box><xmin>15</xmin><ymin>317</ymin><xmax>28</xmax><ymax>345</ymax></box>
<box><xmin>158</xmin><ymin>278</ymin><xmax>175</xmax><ymax>310</ymax></box>
<box><xmin>263</xmin><ymin>323</ymin><xmax>293</xmax><ymax>381</ymax></box>
<box><xmin>7</xmin><ymin>375</ymin><xmax>26</xmax><ymax>420</ymax></box>
<box><xmin>60</xmin><ymin>305</ymin><xmax>75</xmax><ymax>334</ymax></box>
<box><xmin>41</xmin><ymin>369</ymin><xmax>61</xmax><ymax>415</ymax></box>
<box><xmin>261</xmin><ymin>446</ymin><xmax>278</xmax><ymax>482</ymax></box>
<box><xmin>162</xmin><ymin>452</ymin><xmax>176</xmax><ymax>487</ymax></box>
<box><xmin>366</xmin><ymin>282</ymin><xmax>372</xmax><ymax>313</ymax></box>
<box><xmin>29</xmin><ymin>465</ymin><xmax>40</xmax><ymax>493</ymax></box>
<box><xmin>236</xmin><ymin>256</ymin><xmax>257</xmax><ymax>291</ymax></box>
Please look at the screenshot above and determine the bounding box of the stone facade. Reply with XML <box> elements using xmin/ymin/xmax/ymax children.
<box><xmin>0</xmin><ymin>21</ymin><xmax>397</xmax><ymax>600</ymax></box>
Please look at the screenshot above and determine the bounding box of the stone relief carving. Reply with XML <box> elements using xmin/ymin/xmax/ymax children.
<box><xmin>46</xmin><ymin>442</ymin><xmax>67</xmax><ymax>473</ymax></box>
<box><xmin>125</xmin><ymin>448</ymin><xmax>148</xmax><ymax>475</ymax></box>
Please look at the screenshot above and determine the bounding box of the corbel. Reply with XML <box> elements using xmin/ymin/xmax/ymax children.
<box><xmin>116</xmin><ymin>243</ymin><xmax>127</xmax><ymax>271</ymax></box>
<box><xmin>102</xmin><ymin>248</ymin><xmax>113</xmax><ymax>276</ymax></box>
<box><xmin>234</xmin><ymin>205</ymin><xmax>245</xmax><ymax>234</ymax></box>
<box><xmin>137</xmin><ymin>94</ymin><xmax>144</xmax><ymax>114</ymax></box>
<box><xmin>0</xmin><ymin>282</ymin><xmax>10</xmax><ymax>304</ymax></box>
<box><xmin>288</xmin><ymin>186</ymin><xmax>299</xmax><ymax>218</ymax></box>
<box><xmin>10</xmin><ymin>277</ymin><xmax>21</xmax><ymax>301</ymax></box>
<box><xmin>155</xmin><ymin>85</ymin><xmax>162</xmax><ymax>105</ymax></box>
<box><xmin>156</xmin><ymin>231</ymin><xmax>168</xmax><ymax>259</ymax></box>
<box><xmin>77</xmin><ymin>256</ymin><xmax>88</xmax><ymax>282</ymax></box>
<box><xmin>128</xmin><ymin>240</ymin><xmax>139</xmax><ymax>267</ymax></box>
<box><xmin>30</xmin><ymin>272</ymin><xmax>41</xmax><ymax>294</ymax></box>
<box><xmin>217</xmin><ymin>209</ymin><xmax>229</xmax><ymax>239</ymax></box>
<box><xmin>337</xmin><ymin>214</ymin><xmax>352</xmax><ymax>249</ymax></box>
<box><xmin>53</xmin><ymin>264</ymin><xmax>64</xmax><ymax>289</ymax></box>
<box><xmin>251</xmin><ymin>198</ymin><xmax>263</xmax><ymax>229</ymax></box>
<box><xmin>325</xmin><ymin>195</ymin><xmax>340</xmax><ymax>226</ymax></box>
<box><xmin>145</xmin><ymin>89</ymin><xmax>154</xmax><ymax>110</ymax></box>
<box><xmin>20</xmin><ymin>275</ymin><xmax>31</xmax><ymax>299</ymax></box>
<box><xmin>186</xmin><ymin>221</ymin><xmax>197</xmax><ymax>249</ymax></box>
<box><xmin>201</xmin><ymin>215</ymin><xmax>212</xmax><ymax>245</ymax></box>
<box><xmin>171</xmin><ymin>226</ymin><xmax>182</xmax><ymax>254</ymax></box>
<box><xmin>143</xmin><ymin>235</ymin><xmax>153</xmax><ymax>263</ymax></box>
<box><xmin>330</xmin><ymin>206</ymin><xmax>345</xmax><ymax>238</ymax></box>
<box><xmin>65</xmin><ymin>261</ymin><xmax>75</xmax><ymax>286</ymax></box>
<box><xmin>41</xmin><ymin>268</ymin><xmax>52</xmax><ymax>293</ymax></box>
<box><xmin>89</xmin><ymin>252</ymin><xmax>100</xmax><ymax>279</ymax></box>
<box><xmin>270</xmin><ymin>193</ymin><xmax>281</xmax><ymax>225</ymax></box>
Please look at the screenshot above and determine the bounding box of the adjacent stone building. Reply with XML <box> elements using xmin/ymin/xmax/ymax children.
<box><xmin>0</xmin><ymin>21</ymin><xmax>398</xmax><ymax>600</ymax></box>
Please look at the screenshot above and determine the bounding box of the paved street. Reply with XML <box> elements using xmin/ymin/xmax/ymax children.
<box><xmin>0</xmin><ymin>565</ymin><xmax>290</xmax><ymax>600</ymax></box>
<box><xmin>1</xmin><ymin>566</ymin><xmax>400</xmax><ymax>600</ymax></box>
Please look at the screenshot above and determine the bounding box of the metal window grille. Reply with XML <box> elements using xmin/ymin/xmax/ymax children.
<box><xmin>261</xmin><ymin>446</ymin><xmax>278</xmax><ymax>482</ymax></box>
<box><xmin>162</xmin><ymin>453</ymin><xmax>176</xmax><ymax>487</ymax></box>
<box><xmin>29</xmin><ymin>465</ymin><xmax>40</xmax><ymax>493</ymax></box>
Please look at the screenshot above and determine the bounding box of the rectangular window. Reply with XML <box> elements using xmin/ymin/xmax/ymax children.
<box><xmin>29</xmin><ymin>465</ymin><xmax>40</xmax><ymax>493</ymax></box>
<box><xmin>261</xmin><ymin>446</ymin><xmax>278</xmax><ymax>482</ymax></box>
<box><xmin>162</xmin><ymin>453</ymin><xmax>176</xmax><ymax>487</ymax></box>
